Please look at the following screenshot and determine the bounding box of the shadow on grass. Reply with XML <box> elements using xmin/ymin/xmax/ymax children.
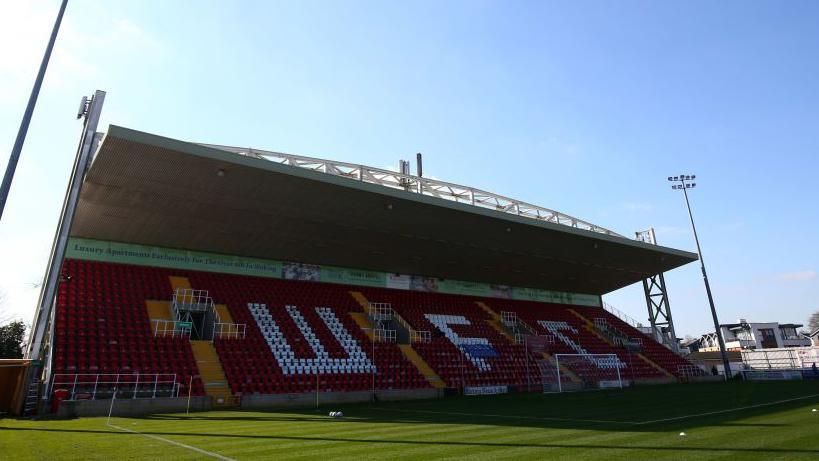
<box><xmin>0</xmin><ymin>425</ymin><xmax>816</xmax><ymax>455</ymax></box>
<box><xmin>136</xmin><ymin>385</ymin><xmax>817</xmax><ymax>433</ymax></box>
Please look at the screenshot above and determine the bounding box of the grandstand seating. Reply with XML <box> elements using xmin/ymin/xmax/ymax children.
<box><xmin>489</xmin><ymin>300</ymin><xmax>673</xmax><ymax>380</ymax></box>
<box><xmin>53</xmin><ymin>259</ymin><xmax>205</xmax><ymax>397</ymax></box>
<box><xmin>54</xmin><ymin>259</ymin><xmax>702</xmax><ymax>401</ymax></box>
<box><xmin>186</xmin><ymin>272</ymin><xmax>429</xmax><ymax>395</ymax></box>
<box><xmin>593</xmin><ymin>308</ymin><xmax>705</xmax><ymax>377</ymax></box>
<box><xmin>354</xmin><ymin>288</ymin><xmax>543</xmax><ymax>389</ymax></box>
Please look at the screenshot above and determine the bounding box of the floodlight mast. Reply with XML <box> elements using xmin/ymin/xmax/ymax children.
<box><xmin>668</xmin><ymin>174</ymin><xmax>730</xmax><ymax>379</ymax></box>
<box><xmin>0</xmin><ymin>0</ymin><xmax>69</xmax><ymax>222</ymax></box>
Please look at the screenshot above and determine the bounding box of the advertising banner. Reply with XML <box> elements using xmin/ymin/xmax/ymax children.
<box><xmin>66</xmin><ymin>238</ymin><xmax>282</xmax><ymax>278</ymax></box>
<box><xmin>386</xmin><ymin>273</ymin><xmax>411</xmax><ymax>290</ymax></box>
<box><xmin>464</xmin><ymin>385</ymin><xmax>508</xmax><ymax>396</ymax></box>
<box><xmin>320</xmin><ymin>266</ymin><xmax>385</xmax><ymax>287</ymax></box>
<box><xmin>438</xmin><ymin>279</ymin><xmax>492</xmax><ymax>297</ymax></box>
<box><xmin>66</xmin><ymin>237</ymin><xmax>600</xmax><ymax>308</ymax></box>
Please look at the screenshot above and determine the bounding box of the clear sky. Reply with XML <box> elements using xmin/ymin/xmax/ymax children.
<box><xmin>1</xmin><ymin>0</ymin><xmax>817</xmax><ymax>337</ymax></box>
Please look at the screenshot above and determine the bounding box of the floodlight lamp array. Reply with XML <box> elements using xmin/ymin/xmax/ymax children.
<box><xmin>668</xmin><ymin>174</ymin><xmax>696</xmax><ymax>190</ymax></box>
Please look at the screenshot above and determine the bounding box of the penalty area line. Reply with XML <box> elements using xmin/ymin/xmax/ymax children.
<box><xmin>107</xmin><ymin>421</ymin><xmax>235</xmax><ymax>461</ymax></box>
<box><xmin>635</xmin><ymin>393</ymin><xmax>819</xmax><ymax>425</ymax></box>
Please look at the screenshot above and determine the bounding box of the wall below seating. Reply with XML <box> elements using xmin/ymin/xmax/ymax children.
<box><xmin>631</xmin><ymin>377</ymin><xmax>678</xmax><ymax>386</ymax></box>
<box><xmin>241</xmin><ymin>388</ymin><xmax>442</xmax><ymax>409</ymax></box>
<box><xmin>57</xmin><ymin>396</ymin><xmax>212</xmax><ymax>418</ymax></box>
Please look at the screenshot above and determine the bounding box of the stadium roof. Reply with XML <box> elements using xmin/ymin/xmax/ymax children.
<box><xmin>69</xmin><ymin>125</ymin><xmax>698</xmax><ymax>295</ymax></box>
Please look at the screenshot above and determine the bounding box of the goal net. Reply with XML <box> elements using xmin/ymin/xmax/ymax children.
<box><xmin>543</xmin><ymin>353</ymin><xmax>624</xmax><ymax>392</ymax></box>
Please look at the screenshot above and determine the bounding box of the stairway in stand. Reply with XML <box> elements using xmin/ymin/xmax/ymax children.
<box><xmin>349</xmin><ymin>290</ymin><xmax>445</xmax><ymax>389</ymax></box>
<box><xmin>398</xmin><ymin>344</ymin><xmax>446</xmax><ymax>389</ymax></box>
<box><xmin>568</xmin><ymin>308</ymin><xmax>675</xmax><ymax>379</ymax></box>
<box><xmin>475</xmin><ymin>301</ymin><xmax>518</xmax><ymax>343</ymax></box>
<box><xmin>145</xmin><ymin>275</ymin><xmax>192</xmax><ymax>323</ymax></box>
<box><xmin>190</xmin><ymin>340</ymin><xmax>235</xmax><ymax>407</ymax></box>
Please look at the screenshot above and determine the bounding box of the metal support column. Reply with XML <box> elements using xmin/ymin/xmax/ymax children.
<box><xmin>25</xmin><ymin>90</ymin><xmax>106</xmax><ymax>414</ymax></box>
<box><xmin>636</xmin><ymin>228</ymin><xmax>679</xmax><ymax>352</ymax></box>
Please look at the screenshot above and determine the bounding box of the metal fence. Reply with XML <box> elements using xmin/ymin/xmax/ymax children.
<box><xmin>739</xmin><ymin>347</ymin><xmax>819</xmax><ymax>371</ymax></box>
<box><xmin>50</xmin><ymin>373</ymin><xmax>179</xmax><ymax>400</ymax></box>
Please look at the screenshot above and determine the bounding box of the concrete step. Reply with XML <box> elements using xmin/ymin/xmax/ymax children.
<box><xmin>398</xmin><ymin>344</ymin><xmax>446</xmax><ymax>389</ymax></box>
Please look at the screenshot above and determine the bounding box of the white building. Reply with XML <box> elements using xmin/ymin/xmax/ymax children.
<box><xmin>698</xmin><ymin>320</ymin><xmax>812</xmax><ymax>352</ymax></box>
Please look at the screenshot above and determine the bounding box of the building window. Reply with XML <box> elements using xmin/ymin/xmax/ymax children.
<box><xmin>758</xmin><ymin>328</ymin><xmax>778</xmax><ymax>348</ymax></box>
<box><xmin>779</xmin><ymin>327</ymin><xmax>797</xmax><ymax>340</ymax></box>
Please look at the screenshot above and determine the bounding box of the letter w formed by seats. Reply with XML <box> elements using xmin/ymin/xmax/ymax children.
<box><xmin>248</xmin><ymin>303</ymin><xmax>374</xmax><ymax>375</ymax></box>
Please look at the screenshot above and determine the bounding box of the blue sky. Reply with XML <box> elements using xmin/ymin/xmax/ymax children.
<box><xmin>1</xmin><ymin>0</ymin><xmax>817</xmax><ymax>337</ymax></box>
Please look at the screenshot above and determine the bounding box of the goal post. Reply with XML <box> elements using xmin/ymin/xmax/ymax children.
<box><xmin>552</xmin><ymin>353</ymin><xmax>624</xmax><ymax>392</ymax></box>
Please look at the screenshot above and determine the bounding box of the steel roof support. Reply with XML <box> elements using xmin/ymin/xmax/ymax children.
<box><xmin>201</xmin><ymin>143</ymin><xmax>622</xmax><ymax>237</ymax></box>
<box><xmin>636</xmin><ymin>228</ymin><xmax>679</xmax><ymax>353</ymax></box>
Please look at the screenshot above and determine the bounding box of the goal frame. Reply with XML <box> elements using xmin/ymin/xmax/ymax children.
<box><xmin>553</xmin><ymin>353</ymin><xmax>624</xmax><ymax>393</ymax></box>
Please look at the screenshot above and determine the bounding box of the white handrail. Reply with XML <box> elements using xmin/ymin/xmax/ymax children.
<box><xmin>373</xmin><ymin>328</ymin><xmax>397</xmax><ymax>342</ymax></box>
<box><xmin>152</xmin><ymin>319</ymin><xmax>191</xmax><ymax>338</ymax></box>
<box><xmin>212</xmin><ymin>322</ymin><xmax>246</xmax><ymax>340</ymax></box>
<box><xmin>50</xmin><ymin>373</ymin><xmax>178</xmax><ymax>400</ymax></box>
<box><xmin>602</xmin><ymin>302</ymin><xmax>645</xmax><ymax>330</ymax></box>
<box><xmin>392</xmin><ymin>313</ymin><xmax>430</xmax><ymax>343</ymax></box>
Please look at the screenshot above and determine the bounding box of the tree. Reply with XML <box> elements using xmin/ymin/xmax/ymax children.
<box><xmin>809</xmin><ymin>310</ymin><xmax>819</xmax><ymax>333</ymax></box>
<box><xmin>0</xmin><ymin>320</ymin><xmax>26</xmax><ymax>359</ymax></box>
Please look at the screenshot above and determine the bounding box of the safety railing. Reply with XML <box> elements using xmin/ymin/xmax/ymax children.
<box><xmin>500</xmin><ymin>311</ymin><xmax>517</xmax><ymax>328</ymax></box>
<box><xmin>593</xmin><ymin>317</ymin><xmax>634</xmax><ymax>348</ymax></box>
<box><xmin>367</xmin><ymin>302</ymin><xmax>394</xmax><ymax>321</ymax></box>
<box><xmin>519</xmin><ymin>319</ymin><xmax>537</xmax><ymax>335</ymax></box>
<box><xmin>512</xmin><ymin>317</ymin><xmax>539</xmax><ymax>344</ymax></box>
<box><xmin>50</xmin><ymin>373</ymin><xmax>179</xmax><ymax>400</ymax></box>
<box><xmin>373</xmin><ymin>328</ymin><xmax>397</xmax><ymax>342</ymax></box>
<box><xmin>151</xmin><ymin>319</ymin><xmax>191</xmax><ymax>338</ymax></box>
<box><xmin>172</xmin><ymin>288</ymin><xmax>214</xmax><ymax>313</ymax></box>
<box><xmin>741</xmin><ymin>349</ymin><xmax>802</xmax><ymax>370</ymax></box>
<box><xmin>602</xmin><ymin>302</ymin><xmax>645</xmax><ymax>330</ymax></box>
<box><xmin>213</xmin><ymin>322</ymin><xmax>246</xmax><ymax>340</ymax></box>
<box><xmin>409</xmin><ymin>330</ymin><xmax>431</xmax><ymax>343</ymax></box>
<box><xmin>392</xmin><ymin>312</ymin><xmax>431</xmax><ymax>343</ymax></box>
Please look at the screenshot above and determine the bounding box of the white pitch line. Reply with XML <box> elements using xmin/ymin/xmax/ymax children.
<box><xmin>634</xmin><ymin>393</ymin><xmax>819</xmax><ymax>425</ymax></box>
<box><xmin>107</xmin><ymin>422</ymin><xmax>235</xmax><ymax>461</ymax></box>
<box><xmin>371</xmin><ymin>407</ymin><xmax>639</xmax><ymax>425</ymax></box>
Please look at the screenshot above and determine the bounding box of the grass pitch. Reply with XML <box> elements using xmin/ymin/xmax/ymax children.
<box><xmin>2</xmin><ymin>381</ymin><xmax>819</xmax><ymax>460</ymax></box>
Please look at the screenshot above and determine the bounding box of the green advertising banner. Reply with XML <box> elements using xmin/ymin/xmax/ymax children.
<box><xmin>66</xmin><ymin>237</ymin><xmax>600</xmax><ymax>308</ymax></box>
<box><xmin>320</xmin><ymin>266</ymin><xmax>386</xmax><ymax>287</ymax></box>
<box><xmin>511</xmin><ymin>287</ymin><xmax>600</xmax><ymax>307</ymax></box>
<box><xmin>66</xmin><ymin>238</ymin><xmax>283</xmax><ymax>278</ymax></box>
<box><xmin>437</xmin><ymin>279</ymin><xmax>493</xmax><ymax>298</ymax></box>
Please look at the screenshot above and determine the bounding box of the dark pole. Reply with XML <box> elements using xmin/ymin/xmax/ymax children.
<box><xmin>0</xmin><ymin>0</ymin><xmax>69</xmax><ymax>221</ymax></box>
<box><xmin>672</xmin><ymin>175</ymin><xmax>731</xmax><ymax>379</ymax></box>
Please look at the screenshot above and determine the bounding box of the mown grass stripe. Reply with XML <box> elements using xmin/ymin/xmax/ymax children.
<box><xmin>107</xmin><ymin>422</ymin><xmax>235</xmax><ymax>460</ymax></box>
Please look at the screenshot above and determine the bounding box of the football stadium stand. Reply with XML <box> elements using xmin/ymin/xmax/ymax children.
<box><xmin>53</xmin><ymin>260</ymin><xmax>205</xmax><ymax>399</ymax></box>
<box><xmin>50</xmin><ymin>258</ymin><xmax>704</xmax><ymax>405</ymax></box>
<box><xmin>10</xmin><ymin>116</ymin><xmax>708</xmax><ymax>416</ymax></box>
